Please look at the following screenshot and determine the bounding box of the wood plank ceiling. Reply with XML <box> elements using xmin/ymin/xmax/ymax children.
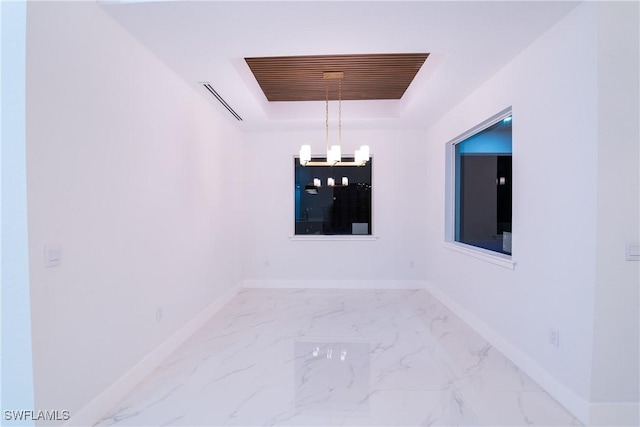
<box><xmin>245</xmin><ymin>53</ymin><xmax>429</xmax><ymax>102</ymax></box>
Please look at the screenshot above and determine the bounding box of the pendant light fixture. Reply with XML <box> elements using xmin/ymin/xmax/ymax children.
<box><xmin>299</xmin><ymin>72</ymin><xmax>370</xmax><ymax>167</ymax></box>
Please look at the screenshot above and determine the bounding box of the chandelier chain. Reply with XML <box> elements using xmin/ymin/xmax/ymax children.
<box><xmin>325</xmin><ymin>75</ymin><xmax>329</xmax><ymax>153</ymax></box>
<box><xmin>339</xmin><ymin>77</ymin><xmax>342</xmax><ymax>147</ymax></box>
<box><xmin>298</xmin><ymin>70</ymin><xmax>369</xmax><ymax>168</ymax></box>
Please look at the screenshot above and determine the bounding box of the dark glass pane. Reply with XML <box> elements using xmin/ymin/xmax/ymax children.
<box><xmin>294</xmin><ymin>158</ymin><xmax>372</xmax><ymax>235</ymax></box>
<box><xmin>455</xmin><ymin>116</ymin><xmax>512</xmax><ymax>254</ymax></box>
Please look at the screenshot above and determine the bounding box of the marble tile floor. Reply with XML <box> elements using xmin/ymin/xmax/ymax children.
<box><xmin>96</xmin><ymin>289</ymin><xmax>581</xmax><ymax>426</ymax></box>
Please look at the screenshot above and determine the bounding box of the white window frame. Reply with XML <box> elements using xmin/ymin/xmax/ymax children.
<box><xmin>291</xmin><ymin>155</ymin><xmax>377</xmax><ymax>240</ymax></box>
<box><xmin>444</xmin><ymin>107</ymin><xmax>516</xmax><ymax>269</ymax></box>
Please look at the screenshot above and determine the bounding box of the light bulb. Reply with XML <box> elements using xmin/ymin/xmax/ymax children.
<box><xmin>299</xmin><ymin>145</ymin><xmax>311</xmax><ymax>165</ymax></box>
<box><xmin>327</xmin><ymin>145</ymin><xmax>341</xmax><ymax>164</ymax></box>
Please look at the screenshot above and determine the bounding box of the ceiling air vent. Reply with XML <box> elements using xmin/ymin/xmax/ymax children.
<box><xmin>201</xmin><ymin>82</ymin><xmax>243</xmax><ymax>121</ymax></box>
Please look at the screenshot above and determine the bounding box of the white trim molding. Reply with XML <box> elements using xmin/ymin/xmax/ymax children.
<box><xmin>424</xmin><ymin>281</ymin><xmax>590</xmax><ymax>425</ymax></box>
<box><xmin>65</xmin><ymin>283</ymin><xmax>241</xmax><ymax>427</ymax></box>
<box><xmin>289</xmin><ymin>235</ymin><xmax>378</xmax><ymax>241</ymax></box>
<box><xmin>242</xmin><ymin>279</ymin><xmax>427</xmax><ymax>290</ymax></box>
<box><xmin>443</xmin><ymin>241</ymin><xmax>516</xmax><ymax>269</ymax></box>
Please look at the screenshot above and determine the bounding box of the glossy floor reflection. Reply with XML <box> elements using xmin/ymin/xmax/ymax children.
<box><xmin>97</xmin><ymin>289</ymin><xmax>581</xmax><ymax>426</ymax></box>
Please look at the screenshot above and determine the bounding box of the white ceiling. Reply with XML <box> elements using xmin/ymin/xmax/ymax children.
<box><xmin>100</xmin><ymin>0</ymin><xmax>580</xmax><ymax>132</ymax></box>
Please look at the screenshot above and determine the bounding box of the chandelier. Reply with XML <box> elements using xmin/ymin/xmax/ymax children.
<box><xmin>299</xmin><ymin>71</ymin><xmax>370</xmax><ymax>167</ymax></box>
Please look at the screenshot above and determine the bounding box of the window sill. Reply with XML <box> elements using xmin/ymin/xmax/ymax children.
<box><xmin>290</xmin><ymin>235</ymin><xmax>378</xmax><ymax>241</ymax></box>
<box><xmin>443</xmin><ymin>241</ymin><xmax>516</xmax><ymax>270</ymax></box>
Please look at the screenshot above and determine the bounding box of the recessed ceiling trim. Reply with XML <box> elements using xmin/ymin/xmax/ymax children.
<box><xmin>245</xmin><ymin>53</ymin><xmax>429</xmax><ymax>102</ymax></box>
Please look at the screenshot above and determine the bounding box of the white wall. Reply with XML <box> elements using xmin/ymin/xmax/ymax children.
<box><xmin>589</xmin><ymin>1</ymin><xmax>639</xmax><ymax>424</ymax></box>
<box><xmin>423</xmin><ymin>1</ymin><xmax>601</xmax><ymax>422</ymax></box>
<box><xmin>25</xmin><ymin>1</ymin><xmax>243</xmax><ymax>422</ymax></box>
<box><xmin>1</xmin><ymin>0</ymin><xmax>36</xmax><ymax>421</ymax></box>
<box><xmin>242</xmin><ymin>126</ymin><xmax>428</xmax><ymax>287</ymax></box>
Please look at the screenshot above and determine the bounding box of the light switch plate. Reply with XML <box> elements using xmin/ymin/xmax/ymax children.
<box><xmin>44</xmin><ymin>244</ymin><xmax>61</xmax><ymax>267</ymax></box>
<box><xmin>626</xmin><ymin>242</ymin><xmax>640</xmax><ymax>261</ymax></box>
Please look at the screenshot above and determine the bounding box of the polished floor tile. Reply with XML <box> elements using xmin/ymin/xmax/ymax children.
<box><xmin>96</xmin><ymin>289</ymin><xmax>581</xmax><ymax>426</ymax></box>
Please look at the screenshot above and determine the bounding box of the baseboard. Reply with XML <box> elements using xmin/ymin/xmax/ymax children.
<box><xmin>63</xmin><ymin>279</ymin><xmax>637</xmax><ymax>427</ymax></box>
<box><xmin>65</xmin><ymin>283</ymin><xmax>241</xmax><ymax>427</ymax></box>
<box><xmin>588</xmin><ymin>402</ymin><xmax>639</xmax><ymax>426</ymax></box>
<box><xmin>242</xmin><ymin>279</ymin><xmax>428</xmax><ymax>289</ymax></box>
<box><xmin>424</xmin><ymin>281</ymin><xmax>591</xmax><ymax>425</ymax></box>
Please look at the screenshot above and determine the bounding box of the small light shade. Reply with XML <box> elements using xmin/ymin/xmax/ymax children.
<box><xmin>327</xmin><ymin>145</ymin><xmax>341</xmax><ymax>164</ymax></box>
<box><xmin>328</xmin><ymin>177</ymin><xmax>335</xmax><ymax>187</ymax></box>
<box><xmin>355</xmin><ymin>145</ymin><xmax>370</xmax><ymax>164</ymax></box>
<box><xmin>299</xmin><ymin>145</ymin><xmax>311</xmax><ymax>165</ymax></box>
<box><xmin>342</xmin><ymin>176</ymin><xmax>349</xmax><ymax>186</ymax></box>
<box><xmin>313</xmin><ymin>178</ymin><xmax>321</xmax><ymax>187</ymax></box>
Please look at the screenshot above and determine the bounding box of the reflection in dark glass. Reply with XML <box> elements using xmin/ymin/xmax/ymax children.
<box><xmin>294</xmin><ymin>158</ymin><xmax>372</xmax><ymax>235</ymax></box>
<box><xmin>455</xmin><ymin>117</ymin><xmax>512</xmax><ymax>254</ymax></box>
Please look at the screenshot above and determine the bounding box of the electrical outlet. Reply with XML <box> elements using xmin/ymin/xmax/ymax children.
<box><xmin>549</xmin><ymin>328</ymin><xmax>560</xmax><ymax>347</ymax></box>
<box><xmin>155</xmin><ymin>307</ymin><xmax>163</xmax><ymax>322</ymax></box>
<box><xmin>44</xmin><ymin>243</ymin><xmax>62</xmax><ymax>268</ymax></box>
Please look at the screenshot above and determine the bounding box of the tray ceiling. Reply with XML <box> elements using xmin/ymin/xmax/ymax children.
<box><xmin>245</xmin><ymin>53</ymin><xmax>429</xmax><ymax>102</ymax></box>
<box><xmin>100</xmin><ymin>1</ymin><xmax>580</xmax><ymax>130</ymax></box>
